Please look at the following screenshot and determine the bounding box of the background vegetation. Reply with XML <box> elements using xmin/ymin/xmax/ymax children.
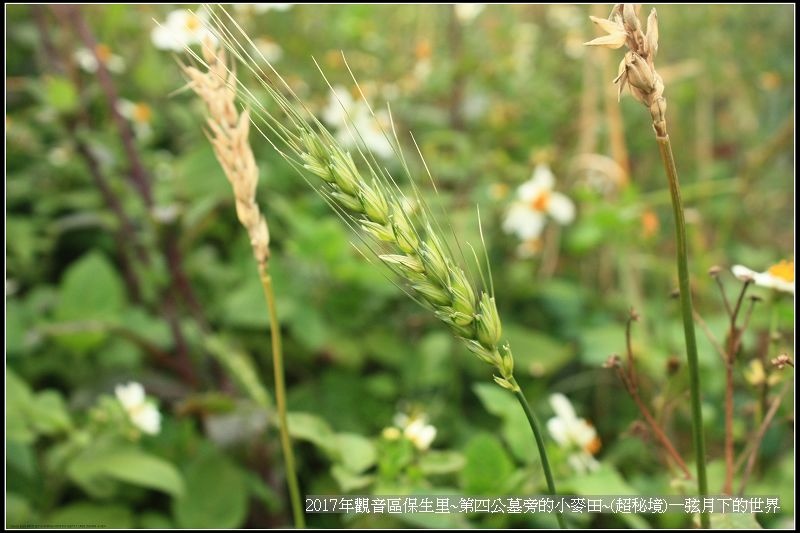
<box><xmin>6</xmin><ymin>4</ymin><xmax>794</xmax><ymax>528</ymax></box>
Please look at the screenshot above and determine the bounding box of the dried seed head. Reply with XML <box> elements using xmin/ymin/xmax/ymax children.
<box><xmin>186</xmin><ymin>39</ymin><xmax>270</xmax><ymax>265</ymax></box>
<box><xmin>586</xmin><ymin>4</ymin><xmax>667</xmax><ymax>136</ymax></box>
<box><xmin>708</xmin><ymin>265</ymin><xmax>723</xmax><ymax>277</ymax></box>
<box><xmin>771</xmin><ymin>353</ymin><xmax>793</xmax><ymax>370</ymax></box>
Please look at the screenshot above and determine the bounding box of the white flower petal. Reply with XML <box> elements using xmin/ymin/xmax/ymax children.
<box><xmin>548</xmin><ymin>192</ymin><xmax>576</xmax><ymax>225</ymax></box>
<box><xmin>454</xmin><ymin>4</ymin><xmax>485</xmax><ymax>23</ymax></box>
<box><xmin>131</xmin><ymin>403</ymin><xmax>162</xmax><ymax>435</ymax></box>
<box><xmin>151</xmin><ymin>24</ymin><xmax>182</xmax><ymax>51</ymax></box>
<box><xmin>754</xmin><ymin>272</ymin><xmax>794</xmax><ymax>294</ymax></box>
<box><xmin>518</xmin><ymin>179</ymin><xmax>547</xmax><ymax>203</ymax></box>
<box><xmin>503</xmin><ymin>204</ymin><xmax>546</xmax><ymax>240</ymax></box>
<box><xmin>531</xmin><ymin>163</ymin><xmax>556</xmax><ymax>189</ymax></box>
<box><xmin>115</xmin><ymin>382</ymin><xmax>145</xmax><ymax>410</ymax></box>
<box><xmin>548</xmin><ymin>393</ymin><xmax>577</xmax><ymax>422</ymax></box>
<box><xmin>546</xmin><ymin>417</ymin><xmax>570</xmax><ymax>446</ymax></box>
<box><xmin>731</xmin><ymin>264</ymin><xmax>757</xmax><ymax>282</ymax></box>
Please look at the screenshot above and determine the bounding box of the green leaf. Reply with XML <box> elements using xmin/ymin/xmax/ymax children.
<box><xmin>472</xmin><ymin>383</ymin><xmax>533</xmax><ymax>464</ymax></box>
<box><xmin>54</xmin><ymin>252</ymin><xmax>125</xmax><ymax>353</ymax></box>
<box><xmin>287</xmin><ymin>412</ymin><xmax>338</xmax><ymax>456</ymax></box>
<box><xmin>335</xmin><ymin>433</ymin><xmax>376</xmax><ymax>474</ymax></box>
<box><xmin>138</xmin><ymin>512</ymin><xmax>174</xmax><ymax>529</ymax></box>
<box><xmin>173</xmin><ymin>450</ymin><xmax>248</xmax><ymax>529</ymax></box>
<box><xmin>579</xmin><ymin>325</ymin><xmax>626</xmax><ymax>366</ymax></box>
<box><xmin>42</xmin><ymin>76</ymin><xmax>78</xmax><ymax>113</ymax></box>
<box><xmin>7</xmin><ymin>493</ymin><xmax>35</xmax><ymax>526</ymax></box>
<box><xmin>418</xmin><ymin>450</ymin><xmax>466</xmax><ymax>475</ymax></box>
<box><xmin>460</xmin><ymin>433</ymin><xmax>514</xmax><ymax>495</ymax></box>
<box><xmin>68</xmin><ymin>447</ymin><xmax>184</xmax><ymax>497</ymax></box>
<box><xmin>205</xmin><ymin>335</ymin><xmax>272</xmax><ymax>409</ymax></box>
<box><xmin>331</xmin><ymin>464</ymin><xmax>374</xmax><ymax>492</ymax></box>
<box><xmin>503</xmin><ymin>324</ymin><xmax>574</xmax><ymax>377</ymax></box>
<box><xmin>29</xmin><ymin>390</ymin><xmax>72</xmax><ymax>435</ymax></box>
<box><xmin>7</xmin><ymin>370</ymin><xmax>35</xmax><ymax>443</ymax></box>
<box><xmin>710</xmin><ymin>513</ymin><xmax>762</xmax><ymax>529</ymax></box>
<box><xmin>49</xmin><ymin>503</ymin><xmax>133</xmax><ymax>529</ymax></box>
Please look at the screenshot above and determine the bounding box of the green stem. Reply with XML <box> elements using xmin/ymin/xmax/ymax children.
<box><xmin>657</xmin><ymin>135</ymin><xmax>710</xmax><ymax>529</ymax></box>
<box><xmin>510</xmin><ymin>378</ymin><xmax>567</xmax><ymax>529</ymax></box>
<box><xmin>259</xmin><ymin>266</ymin><xmax>306</xmax><ymax>529</ymax></box>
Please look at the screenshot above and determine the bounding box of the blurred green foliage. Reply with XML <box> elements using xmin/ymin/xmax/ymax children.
<box><xmin>6</xmin><ymin>4</ymin><xmax>794</xmax><ymax>529</ymax></box>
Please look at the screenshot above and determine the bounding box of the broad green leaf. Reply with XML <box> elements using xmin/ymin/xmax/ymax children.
<box><xmin>138</xmin><ymin>512</ymin><xmax>174</xmax><ymax>529</ymax></box>
<box><xmin>54</xmin><ymin>252</ymin><xmax>125</xmax><ymax>353</ymax></box>
<box><xmin>49</xmin><ymin>503</ymin><xmax>133</xmax><ymax>529</ymax></box>
<box><xmin>460</xmin><ymin>433</ymin><xmax>514</xmax><ymax>495</ymax></box>
<box><xmin>473</xmin><ymin>383</ymin><xmax>533</xmax><ymax>464</ymax></box>
<box><xmin>331</xmin><ymin>464</ymin><xmax>374</xmax><ymax>492</ymax></box>
<box><xmin>29</xmin><ymin>390</ymin><xmax>72</xmax><ymax>435</ymax></box>
<box><xmin>335</xmin><ymin>433</ymin><xmax>376</xmax><ymax>474</ymax></box>
<box><xmin>579</xmin><ymin>325</ymin><xmax>626</xmax><ymax>366</ymax></box>
<box><xmin>287</xmin><ymin>412</ymin><xmax>338</xmax><ymax>456</ymax></box>
<box><xmin>42</xmin><ymin>76</ymin><xmax>78</xmax><ymax>113</ymax></box>
<box><xmin>173</xmin><ymin>451</ymin><xmax>248</xmax><ymax>529</ymax></box>
<box><xmin>418</xmin><ymin>450</ymin><xmax>466</xmax><ymax>475</ymax></box>
<box><xmin>68</xmin><ymin>447</ymin><xmax>184</xmax><ymax>497</ymax></box>
<box><xmin>205</xmin><ymin>335</ymin><xmax>272</xmax><ymax>409</ymax></box>
<box><xmin>503</xmin><ymin>324</ymin><xmax>573</xmax><ymax>377</ymax></box>
<box><xmin>7</xmin><ymin>493</ymin><xmax>34</xmax><ymax>526</ymax></box>
<box><xmin>710</xmin><ymin>513</ymin><xmax>762</xmax><ymax>529</ymax></box>
<box><xmin>7</xmin><ymin>370</ymin><xmax>35</xmax><ymax>443</ymax></box>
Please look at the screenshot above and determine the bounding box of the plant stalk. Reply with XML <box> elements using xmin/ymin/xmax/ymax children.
<box><xmin>656</xmin><ymin>135</ymin><xmax>710</xmax><ymax>528</ymax></box>
<box><xmin>259</xmin><ymin>266</ymin><xmax>305</xmax><ymax>529</ymax></box>
<box><xmin>510</xmin><ymin>378</ymin><xmax>566</xmax><ymax>530</ymax></box>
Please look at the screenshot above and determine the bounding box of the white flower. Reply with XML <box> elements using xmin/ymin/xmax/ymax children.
<box><xmin>502</xmin><ymin>164</ymin><xmax>576</xmax><ymax>241</ymax></box>
<box><xmin>392</xmin><ymin>412</ymin><xmax>437</xmax><ymax>451</ymax></box>
<box><xmin>74</xmin><ymin>44</ymin><xmax>126</xmax><ymax>74</ymax></box>
<box><xmin>731</xmin><ymin>260</ymin><xmax>794</xmax><ymax>294</ymax></box>
<box><xmin>115</xmin><ymin>382</ymin><xmax>162</xmax><ymax>435</ymax></box>
<box><xmin>546</xmin><ymin>393</ymin><xmax>601</xmax><ymax>474</ymax></box>
<box><xmin>254</xmin><ymin>38</ymin><xmax>283</xmax><ymax>63</ymax></box>
<box><xmin>322</xmin><ymin>86</ymin><xmax>394</xmax><ymax>159</ymax></box>
<box><xmin>117</xmin><ymin>100</ymin><xmax>153</xmax><ymax>139</ymax></box>
<box><xmin>454</xmin><ymin>4</ymin><xmax>485</xmax><ymax>23</ymax></box>
<box><xmin>151</xmin><ymin>8</ymin><xmax>217</xmax><ymax>51</ymax></box>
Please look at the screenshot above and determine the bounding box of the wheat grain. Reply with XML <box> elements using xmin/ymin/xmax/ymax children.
<box><xmin>183</xmin><ymin>39</ymin><xmax>270</xmax><ymax>266</ymax></box>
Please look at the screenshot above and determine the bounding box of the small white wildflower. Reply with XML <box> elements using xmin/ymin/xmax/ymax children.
<box><xmin>151</xmin><ymin>8</ymin><xmax>217</xmax><ymax>51</ymax></box>
<box><xmin>546</xmin><ymin>393</ymin><xmax>601</xmax><ymax>474</ymax></box>
<box><xmin>74</xmin><ymin>44</ymin><xmax>126</xmax><ymax>74</ymax></box>
<box><xmin>454</xmin><ymin>4</ymin><xmax>485</xmax><ymax>24</ymax></box>
<box><xmin>322</xmin><ymin>86</ymin><xmax>393</xmax><ymax>159</ymax></box>
<box><xmin>115</xmin><ymin>382</ymin><xmax>162</xmax><ymax>435</ymax></box>
<box><xmin>391</xmin><ymin>412</ymin><xmax>437</xmax><ymax>451</ymax></box>
<box><xmin>117</xmin><ymin>100</ymin><xmax>153</xmax><ymax>139</ymax></box>
<box><xmin>254</xmin><ymin>38</ymin><xmax>283</xmax><ymax>63</ymax></box>
<box><xmin>502</xmin><ymin>163</ymin><xmax>576</xmax><ymax>242</ymax></box>
<box><xmin>731</xmin><ymin>260</ymin><xmax>794</xmax><ymax>294</ymax></box>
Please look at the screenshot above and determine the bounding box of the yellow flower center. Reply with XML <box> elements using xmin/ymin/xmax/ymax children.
<box><xmin>185</xmin><ymin>14</ymin><xmax>201</xmax><ymax>32</ymax></box>
<box><xmin>767</xmin><ymin>260</ymin><xmax>794</xmax><ymax>282</ymax></box>
<box><xmin>584</xmin><ymin>435</ymin><xmax>602</xmax><ymax>455</ymax></box>
<box><xmin>95</xmin><ymin>43</ymin><xmax>112</xmax><ymax>63</ymax></box>
<box><xmin>641</xmin><ymin>210</ymin><xmax>659</xmax><ymax>238</ymax></box>
<box><xmin>131</xmin><ymin>103</ymin><xmax>152</xmax><ymax>124</ymax></box>
<box><xmin>530</xmin><ymin>191</ymin><xmax>550</xmax><ymax>212</ymax></box>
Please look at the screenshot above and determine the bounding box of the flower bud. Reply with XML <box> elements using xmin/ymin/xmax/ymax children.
<box><xmin>420</xmin><ymin>231</ymin><xmax>450</xmax><ymax>288</ymax></box>
<box><xmin>463</xmin><ymin>339</ymin><xmax>501</xmax><ymax>367</ymax></box>
<box><xmin>330</xmin><ymin>191</ymin><xmax>364</xmax><ymax>213</ymax></box>
<box><xmin>414</xmin><ymin>279</ymin><xmax>452</xmax><ymax>307</ymax></box>
<box><xmin>361</xmin><ymin>220</ymin><xmax>395</xmax><ymax>242</ymax></box>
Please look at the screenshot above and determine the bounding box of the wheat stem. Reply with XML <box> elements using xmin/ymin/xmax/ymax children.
<box><xmin>259</xmin><ymin>267</ymin><xmax>305</xmax><ymax>528</ymax></box>
<box><xmin>185</xmin><ymin>41</ymin><xmax>304</xmax><ymax>528</ymax></box>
